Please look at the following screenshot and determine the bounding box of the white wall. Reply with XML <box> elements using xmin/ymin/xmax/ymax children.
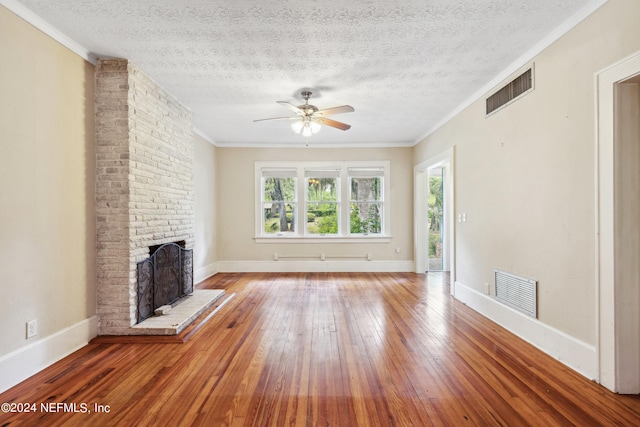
<box><xmin>0</xmin><ymin>5</ymin><xmax>97</xmax><ymax>391</ymax></box>
<box><xmin>413</xmin><ymin>0</ymin><xmax>640</xmax><ymax>356</ymax></box>
<box><xmin>193</xmin><ymin>133</ymin><xmax>218</xmax><ymax>282</ymax></box>
<box><xmin>215</xmin><ymin>147</ymin><xmax>414</xmax><ymax>271</ymax></box>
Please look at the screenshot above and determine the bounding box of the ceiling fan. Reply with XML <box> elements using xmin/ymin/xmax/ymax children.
<box><xmin>254</xmin><ymin>91</ymin><xmax>354</xmax><ymax>138</ymax></box>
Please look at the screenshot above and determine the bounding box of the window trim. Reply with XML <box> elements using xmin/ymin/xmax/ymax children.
<box><xmin>255</xmin><ymin>160</ymin><xmax>391</xmax><ymax>242</ymax></box>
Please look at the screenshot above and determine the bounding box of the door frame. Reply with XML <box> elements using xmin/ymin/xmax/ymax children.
<box><xmin>414</xmin><ymin>147</ymin><xmax>455</xmax><ymax>291</ymax></box>
<box><xmin>596</xmin><ymin>49</ymin><xmax>640</xmax><ymax>393</ymax></box>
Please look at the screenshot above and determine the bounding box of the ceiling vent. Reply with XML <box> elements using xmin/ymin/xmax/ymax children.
<box><xmin>486</xmin><ymin>67</ymin><xmax>534</xmax><ymax>116</ymax></box>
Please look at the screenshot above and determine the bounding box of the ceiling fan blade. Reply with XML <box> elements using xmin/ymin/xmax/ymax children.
<box><xmin>316</xmin><ymin>117</ymin><xmax>351</xmax><ymax>131</ymax></box>
<box><xmin>253</xmin><ymin>116</ymin><xmax>299</xmax><ymax>122</ymax></box>
<box><xmin>314</xmin><ymin>105</ymin><xmax>354</xmax><ymax>117</ymax></box>
<box><xmin>277</xmin><ymin>101</ymin><xmax>304</xmax><ymax>115</ymax></box>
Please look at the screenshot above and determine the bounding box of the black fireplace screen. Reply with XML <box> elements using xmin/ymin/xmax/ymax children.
<box><xmin>137</xmin><ymin>242</ymin><xmax>193</xmax><ymax>323</ymax></box>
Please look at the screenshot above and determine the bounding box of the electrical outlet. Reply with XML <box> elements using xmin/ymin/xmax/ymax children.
<box><xmin>394</xmin><ymin>248</ymin><xmax>401</xmax><ymax>253</ymax></box>
<box><xmin>320</xmin><ymin>253</ymin><xmax>325</xmax><ymax>261</ymax></box>
<box><xmin>367</xmin><ymin>253</ymin><xmax>372</xmax><ymax>261</ymax></box>
<box><xmin>484</xmin><ymin>283</ymin><xmax>490</xmax><ymax>295</ymax></box>
<box><xmin>27</xmin><ymin>319</ymin><xmax>38</xmax><ymax>338</ymax></box>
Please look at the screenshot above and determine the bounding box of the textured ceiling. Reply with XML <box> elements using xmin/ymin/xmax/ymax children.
<box><xmin>11</xmin><ymin>0</ymin><xmax>599</xmax><ymax>147</ymax></box>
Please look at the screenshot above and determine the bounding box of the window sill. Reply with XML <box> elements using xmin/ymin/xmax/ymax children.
<box><xmin>254</xmin><ymin>236</ymin><xmax>392</xmax><ymax>244</ymax></box>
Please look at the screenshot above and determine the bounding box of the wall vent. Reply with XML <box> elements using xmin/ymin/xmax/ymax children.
<box><xmin>486</xmin><ymin>67</ymin><xmax>533</xmax><ymax>115</ymax></box>
<box><xmin>494</xmin><ymin>269</ymin><xmax>537</xmax><ymax>318</ymax></box>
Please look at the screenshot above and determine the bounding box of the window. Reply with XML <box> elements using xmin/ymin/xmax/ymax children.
<box><xmin>261</xmin><ymin>169</ymin><xmax>297</xmax><ymax>236</ymax></box>
<box><xmin>306</xmin><ymin>169</ymin><xmax>340</xmax><ymax>236</ymax></box>
<box><xmin>349</xmin><ymin>168</ymin><xmax>384</xmax><ymax>235</ymax></box>
<box><xmin>255</xmin><ymin>161</ymin><xmax>390</xmax><ymax>241</ymax></box>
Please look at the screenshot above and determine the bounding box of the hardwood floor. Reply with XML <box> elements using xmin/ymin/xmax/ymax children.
<box><xmin>1</xmin><ymin>272</ymin><xmax>640</xmax><ymax>426</ymax></box>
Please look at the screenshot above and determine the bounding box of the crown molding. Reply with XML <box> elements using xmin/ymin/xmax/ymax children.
<box><xmin>0</xmin><ymin>0</ymin><xmax>97</xmax><ymax>64</ymax></box>
<box><xmin>413</xmin><ymin>0</ymin><xmax>609</xmax><ymax>146</ymax></box>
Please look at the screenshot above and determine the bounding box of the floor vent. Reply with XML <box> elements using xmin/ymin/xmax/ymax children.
<box><xmin>494</xmin><ymin>269</ymin><xmax>537</xmax><ymax>318</ymax></box>
<box><xmin>486</xmin><ymin>67</ymin><xmax>533</xmax><ymax>115</ymax></box>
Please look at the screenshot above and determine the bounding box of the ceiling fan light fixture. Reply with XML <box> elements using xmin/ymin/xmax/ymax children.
<box><xmin>291</xmin><ymin>120</ymin><xmax>304</xmax><ymax>134</ymax></box>
<box><xmin>302</xmin><ymin>123</ymin><xmax>313</xmax><ymax>138</ymax></box>
<box><xmin>310</xmin><ymin>121</ymin><xmax>321</xmax><ymax>134</ymax></box>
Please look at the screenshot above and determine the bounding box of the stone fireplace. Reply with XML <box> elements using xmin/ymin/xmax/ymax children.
<box><xmin>95</xmin><ymin>58</ymin><xmax>221</xmax><ymax>335</ymax></box>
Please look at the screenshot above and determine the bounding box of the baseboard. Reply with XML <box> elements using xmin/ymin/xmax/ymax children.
<box><xmin>216</xmin><ymin>260</ymin><xmax>414</xmax><ymax>273</ymax></box>
<box><xmin>194</xmin><ymin>262</ymin><xmax>218</xmax><ymax>284</ymax></box>
<box><xmin>453</xmin><ymin>281</ymin><xmax>597</xmax><ymax>381</ymax></box>
<box><xmin>0</xmin><ymin>315</ymin><xmax>99</xmax><ymax>393</ymax></box>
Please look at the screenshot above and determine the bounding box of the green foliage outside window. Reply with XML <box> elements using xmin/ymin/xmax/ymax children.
<box><xmin>263</xmin><ymin>177</ymin><xmax>296</xmax><ymax>233</ymax></box>
<box><xmin>350</xmin><ymin>204</ymin><xmax>381</xmax><ymax>234</ymax></box>
<box><xmin>307</xmin><ymin>177</ymin><xmax>339</xmax><ymax>235</ymax></box>
<box><xmin>428</xmin><ymin>175</ymin><xmax>444</xmax><ymax>257</ymax></box>
<box><xmin>349</xmin><ymin>176</ymin><xmax>382</xmax><ymax>234</ymax></box>
<box><xmin>428</xmin><ymin>176</ymin><xmax>443</xmax><ymax>232</ymax></box>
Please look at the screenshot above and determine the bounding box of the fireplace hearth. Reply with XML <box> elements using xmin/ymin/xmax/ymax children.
<box><xmin>137</xmin><ymin>241</ymin><xmax>193</xmax><ymax>323</ymax></box>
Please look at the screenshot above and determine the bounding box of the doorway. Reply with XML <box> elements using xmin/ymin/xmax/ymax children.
<box><xmin>414</xmin><ymin>147</ymin><xmax>455</xmax><ymax>292</ymax></box>
<box><xmin>428</xmin><ymin>167</ymin><xmax>445</xmax><ymax>271</ymax></box>
<box><xmin>597</xmin><ymin>50</ymin><xmax>640</xmax><ymax>393</ymax></box>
